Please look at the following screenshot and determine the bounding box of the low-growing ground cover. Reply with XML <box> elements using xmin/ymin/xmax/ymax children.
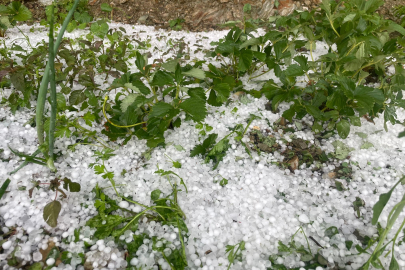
<box><xmin>0</xmin><ymin>0</ymin><xmax>405</xmax><ymax>269</ymax></box>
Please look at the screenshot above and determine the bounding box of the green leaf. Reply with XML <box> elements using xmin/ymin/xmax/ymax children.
<box><xmin>294</xmin><ymin>55</ymin><xmax>309</xmax><ymax>71</ymax></box>
<box><xmin>179</xmin><ymin>88</ymin><xmax>207</xmax><ymax>122</ymax></box>
<box><xmin>151</xmin><ymin>70</ymin><xmax>174</xmax><ymax>86</ymax></box>
<box><xmin>161</xmin><ymin>59</ymin><xmax>179</xmax><ymax>73</ymax></box>
<box><xmin>151</xmin><ymin>189</ymin><xmax>161</xmax><ymax>202</ymax></box>
<box><xmin>361</xmin><ymin>142</ymin><xmax>374</xmax><ymax>149</ymax></box>
<box><xmin>69</xmin><ymin>90</ymin><xmax>86</xmax><ymax>105</ymax></box>
<box><xmin>8</xmin><ymin>1</ymin><xmax>32</xmax><ymax>22</ymax></box>
<box><xmin>100</xmin><ymin>3</ymin><xmax>113</xmax><ymax>12</ymax></box>
<box><xmin>0</xmin><ymin>178</ymin><xmax>11</xmax><ymax>200</ymax></box>
<box><xmin>149</xmin><ymin>102</ymin><xmax>174</xmax><ymax>118</ymax></box>
<box><xmin>284</xmin><ymin>64</ymin><xmax>304</xmax><ymax>77</ymax></box>
<box><xmin>182</xmin><ymin>68</ymin><xmax>206</xmax><ymax>80</ymax></box>
<box><xmin>372</xmin><ymin>177</ymin><xmax>405</xmax><ymax>225</ymax></box>
<box><xmin>62</xmin><ymin>178</ymin><xmax>81</xmax><ymax>192</ymax></box>
<box><xmin>332</xmin><ymin>140</ymin><xmax>354</xmax><ymax>160</ymax></box>
<box><xmin>238</xmin><ymin>49</ymin><xmax>253</xmax><ymax>72</ymax></box>
<box><xmin>120</xmin><ymin>93</ymin><xmax>138</xmax><ymax>113</ymax></box>
<box><xmin>43</xmin><ymin>200</ymin><xmax>61</xmax><ymax>228</ymax></box>
<box><xmin>239</xmin><ymin>37</ymin><xmax>261</xmax><ymax>49</ymax></box>
<box><xmin>355</xmin><ymin>132</ymin><xmax>368</xmax><ymax>139</ymax></box>
<box><xmin>348</xmin><ymin>116</ymin><xmax>361</xmax><ymax>126</ymax></box>
<box><xmin>389</xmin><ymin>255</ymin><xmax>400</xmax><ymax>270</ymax></box>
<box><xmin>337</xmin><ymin>119</ymin><xmax>350</xmax><ymax>139</ymax></box>
<box><xmin>135</xmin><ymin>51</ymin><xmax>146</xmax><ymax>72</ymax></box>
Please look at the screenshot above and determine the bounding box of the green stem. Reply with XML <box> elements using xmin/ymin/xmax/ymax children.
<box><xmin>36</xmin><ymin>0</ymin><xmax>81</xmax><ymax>147</ymax></box>
<box><xmin>47</xmin><ymin>3</ymin><xmax>57</xmax><ymax>172</ymax></box>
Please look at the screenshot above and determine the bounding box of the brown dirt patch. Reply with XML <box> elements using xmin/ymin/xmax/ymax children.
<box><xmin>0</xmin><ymin>0</ymin><xmax>403</xmax><ymax>32</ymax></box>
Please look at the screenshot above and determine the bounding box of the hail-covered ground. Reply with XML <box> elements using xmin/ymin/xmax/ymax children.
<box><xmin>0</xmin><ymin>23</ymin><xmax>405</xmax><ymax>270</ymax></box>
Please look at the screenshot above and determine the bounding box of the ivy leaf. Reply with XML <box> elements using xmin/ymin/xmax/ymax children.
<box><xmin>43</xmin><ymin>201</ymin><xmax>62</xmax><ymax>228</ymax></box>
<box><xmin>337</xmin><ymin>119</ymin><xmax>350</xmax><ymax>139</ymax></box>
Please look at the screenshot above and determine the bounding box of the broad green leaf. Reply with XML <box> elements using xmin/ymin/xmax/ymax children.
<box><xmin>384</xmin><ymin>106</ymin><xmax>397</xmax><ymax>131</ymax></box>
<box><xmin>135</xmin><ymin>51</ymin><xmax>146</xmax><ymax>72</ymax></box>
<box><xmin>238</xmin><ymin>49</ymin><xmax>253</xmax><ymax>72</ymax></box>
<box><xmin>151</xmin><ymin>189</ymin><xmax>161</xmax><ymax>202</ymax></box>
<box><xmin>179</xmin><ymin>88</ymin><xmax>206</xmax><ymax>122</ymax></box>
<box><xmin>212</xmin><ymin>83</ymin><xmax>231</xmax><ymax>103</ymax></box>
<box><xmin>355</xmin><ymin>132</ymin><xmax>368</xmax><ymax>139</ymax></box>
<box><xmin>284</xmin><ymin>64</ymin><xmax>304</xmax><ymax>77</ymax></box>
<box><xmin>120</xmin><ymin>93</ymin><xmax>138</xmax><ymax>112</ymax></box>
<box><xmin>69</xmin><ymin>90</ymin><xmax>86</xmax><ymax>105</ymax></box>
<box><xmin>332</xmin><ymin>140</ymin><xmax>354</xmax><ymax>160</ymax></box>
<box><xmin>151</xmin><ymin>70</ymin><xmax>174</xmax><ymax>86</ymax></box>
<box><xmin>182</xmin><ymin>68</ymin><xmax>206</xmax><ymax>80</ymax></box>
<box><xmin>43</xmin><ymin>200</ymin><xmax>62</xmax><ymax>228</ymax></box>
<box><xmin>131</xmin><ymin>80</ymin><xmax>151</xmax><ymax>95</ymax></box>
<box><xmin>337</xmin><ymin>119</ymin><xmax>350</xmax><ymax>139</ymax></box>
<box><xmin>239</xmin><ymin>37</ymin><xmax>261</xmax><ymax>49</ymax></box>
<box><xmin>100</xmin><ymin>3</ymin><xmax>113</xmax><ymax>12</ymax></box>
<box><xmin>161</xmin><ymin>59</ymin><xmax>179</xmax><ymax>73</ymax></box>
<box><xmin>361</xmin><ymin>142</ymin><xmax>374</xmax><ymax>149</ymax></box>
<box><xmin>62</xmin><ymin>178</ymin><xmax>81</xmax><ymax>192</ymax></box>
<box><xmin>348</xmin><ymin>116</ymin><xmax>361</xmax><ymax>126</ymax></box>
<box><xmin>343</xmin><ymin>13</ymin><xmax>356</xmax><ymax>23</ymax></box>
<box><xmin>294</xmin><ymin>55</ymin><xmax>309</xmax><ymax>71</ymax></box>
<box><xmin>149</xmin><ymin>102</ymin><xmax>174</xmax><ymax>118</ymax></box>
<box><xmin>9</xmin><ymin>1</ymin><xmax>32</xmax><ymax>22</ymax></box>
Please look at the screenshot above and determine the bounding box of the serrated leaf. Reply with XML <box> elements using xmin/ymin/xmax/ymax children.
<box><xmin>161</xmin><ymin>59</ymin><xmax>179</xmax><ymax>73</ymax></box>
<box><xmin>294</xmin><ymin>55</ymin><xmax>309</xmax><ymax>71</ymax></box>
<box><xmin>182</xmin><ymin>68</ymin><xmax>206</xmax><ymax>80</ymax></box>
<box><xmin>284</xmin><ymin>64</ymin><xmax>304</xmax><ymax>77</ymax></box>
<box><xmin>239</xmin><ymin>37</ymin><xmax>261</xmax><ymax>49</ymax></box>
<box><xmin>179</xmin><ymin>88</ymin><xmax>207</xmax><ymax>122</ymax></box>
<box><xmin>43</xmin><ymin>201</ymin><xmax>61</xmax><ymax>228</ymax></box>
<box><xmin>337</xmin><ymin>119</ymin><xmax>350</xmax><ymax>139</ymax></box>
<box><xmin>120</xmin><ymin>93</ymin><xmax>138</xmax><ymax>112</ymax></box>
<box><xmin>151</xmin><ymin>70</ymin><xmax>174</xmax><ymax>86</ymax></box>
<box><xmin>100</xmin><ymin>3</ymin><xmax>112</xmax><ymax>12</ymax></box>
<box><xmin>238</xmin><ymin>49</ymin><xmax>253</xmax><ymax>72</ymax></box>
<box><xmin>149</xmin><ymin>102</ymin><xmax>174</xmax><ymax>118</ymax></box>
<box><xmin>9</xmin><ymin>1</ymin><xmax>32</xmax><ymax>22</ymax></box>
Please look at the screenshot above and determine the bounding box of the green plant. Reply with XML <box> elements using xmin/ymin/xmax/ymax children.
<box><xmin>0</xmin><ymin>178</ymin><xmax>10</xmax><ymax>200</ymax></box>
<box><xmin>0</xmin><ymin>1</ymin><xmax>32</xmax><ymax>37</ymax></box>
<box><xmin>360</xmin><ymin>176</ymin><xmax>405</xmax><ymax>269</ymax></box>
<box><xmin>249</xmin><ymin>0</ymin><xmax>405</xmax><ymax>139</ymax></box>
<box><xmin>102</xmin><ymin>53</ymin><xmax>207</xmax><ymax>147</ymax></box>
<box><xmin>225</xmin><ymin>240</ymin><xmax>245</xmax><ymax>270</ymax></box>
<box><xmin>169</xmin><ymin>18</ymin><xmax>185</xmax><ymax>31</ymax></box>
<box><xmin>26</xmin><ymin>177</ymin><xmax>81</xmax><ymax>227</ymax></box>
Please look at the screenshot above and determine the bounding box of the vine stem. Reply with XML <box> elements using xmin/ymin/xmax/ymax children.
<box><xmin>102</xmin><ymin>96</ymin><xmax>146</xmax><ymax>128</ymax></box>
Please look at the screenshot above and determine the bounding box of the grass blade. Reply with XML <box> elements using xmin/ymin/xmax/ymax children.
<box><xmin>0</xmin><ymin>178</ymin><xmax>11</xmax><ymax>200</ymax></box>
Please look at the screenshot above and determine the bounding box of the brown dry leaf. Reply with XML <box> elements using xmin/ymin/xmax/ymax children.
<box><xmin>288</xmin><ymin>156</ymin><xmax>299</xmax><ymax>171</ymax></box>
<box><xmin>39</xmin><ymin>240</ymin><xmax>56</xmax><ymax>263</ymax></box>
<box><xmin>252</xmin><ymin>126</ymin><xmax>260</xmax><ymax>130</ymax></box>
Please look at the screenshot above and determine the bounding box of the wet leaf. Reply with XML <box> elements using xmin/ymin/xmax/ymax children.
<box><xmin>43</xmin><ymin>201</ymin><xmax>62</xmax><ymax>228</ymax></box>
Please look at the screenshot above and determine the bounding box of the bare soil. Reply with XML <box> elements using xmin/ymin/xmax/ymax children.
<box><xmin>0</xmin><ymin>0</ymin><xmax>403</xmax><ymax>32</ymax></box>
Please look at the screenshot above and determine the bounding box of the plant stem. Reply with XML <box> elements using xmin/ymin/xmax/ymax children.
<box><xmin>36</xmin><ymin>0</ymin><xmax>81</xmax><ymax>147</ymax></box>
<box><xmin>47</xmin><ymin>3</ymin><xmax>57</xmax><ymax>172</ymax></box>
